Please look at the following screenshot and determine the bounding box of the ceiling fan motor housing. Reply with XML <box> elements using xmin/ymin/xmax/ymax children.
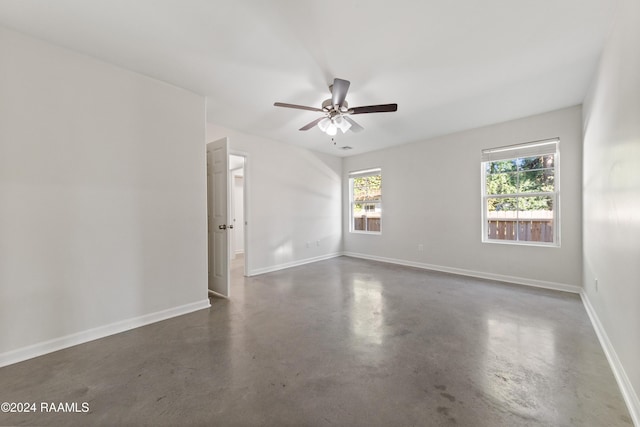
<box><xmin>322</xmin><ymin>98</ymin><xmax>349</xmax><ymax>115</ymax></box>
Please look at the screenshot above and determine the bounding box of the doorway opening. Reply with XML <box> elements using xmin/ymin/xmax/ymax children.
<box><xmin>229</xmin><ymin>154</ymin><xmax>246</xmax><ymax>279</ymax></box>
<box><xmin>206</xmin><ymin>138</ymin><xmax>248</xmax><ymax>300</ymax></box>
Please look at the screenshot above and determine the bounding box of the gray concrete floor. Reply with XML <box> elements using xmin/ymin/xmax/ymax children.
<box><xmin>0</xmin><ymin>256</ymin><xmax>633</xmax><ymax>426</ymax></box>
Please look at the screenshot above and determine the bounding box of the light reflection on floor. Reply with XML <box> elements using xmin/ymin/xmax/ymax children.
<box><xmin>351</xmin><ymin>278</ymin><xmax>384</xmax><ymax>346</ymax></box>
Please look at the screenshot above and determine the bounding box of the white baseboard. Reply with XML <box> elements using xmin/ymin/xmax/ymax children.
<box><xmin>248</xmin><ymin>252</ymin><xmax>342</xmax><ymax>276</ymax></box>
<box><xmin>208</xmin><ymin>289</ymin><xmax>229</xmax><ymax>299</ymax></box>
<box><xmin>581</xmin><ymin>291</ymin><xmax>640</xmax><ymax>426</ymax></box>
<box><xmin>0</xmin><ymin>299</ymin><xmax>211</xmax><ymax>368</ymax></box>
<box><xmin>343</xmin><ymin>252</ymin><xmax>581</xmax><ymax>294</ymax></box>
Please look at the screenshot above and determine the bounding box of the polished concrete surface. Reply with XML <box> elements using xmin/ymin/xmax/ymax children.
<box><xmin>0</xmin><ymin>256</ymin><xmax>633</xmax><ymax>426</ymax></box>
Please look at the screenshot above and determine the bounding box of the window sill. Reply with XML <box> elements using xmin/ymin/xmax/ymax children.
<box><xmin>482</xmin><ymin>239</ymin><xmax>559</xmax><ymax>248</ymax></box>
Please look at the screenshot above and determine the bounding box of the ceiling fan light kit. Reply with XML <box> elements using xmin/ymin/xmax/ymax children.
<box><xmin>318</xmin><ymin>115</ymin><xmax>351</xmax><ymax>135</ymax></box>
<box><xmin>274</xmin><ymin>78</ymin><xmax>397</xmax><ymax>137</ymax></box>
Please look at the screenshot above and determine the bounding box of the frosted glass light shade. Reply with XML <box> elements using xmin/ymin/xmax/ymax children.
<box><xmin>334</xmin><ymin>116</ymin><xmax>351</xmax><ymax>133</ymax></box>
<box><xmin>318</xmin><ymin>118</ymin><xmax>331</xmax><ymax>132</ymax></box>
<box><xmin>318</xmin><ymin>116</ymin><xmax>349</xmax><ymax>135</ymax></box>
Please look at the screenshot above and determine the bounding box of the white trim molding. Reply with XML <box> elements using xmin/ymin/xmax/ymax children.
<box><xmin>581</xmin><ymin>291</ymin><xmax>640</xmax><ymax>426</ymax></box>
<box><xmin>0</xmin><ymin>299</ymin><xmax>211</xmax><ymax>368</ymax></box>
<box><xmin>343</xmin><ymin>252</ymin><xmax>581</xmax><ymax>294</ymax></box>
<box><xmin>248</xmin><ymin>252</ymin><xmax>342</xmax><ymax>276</ymax></box>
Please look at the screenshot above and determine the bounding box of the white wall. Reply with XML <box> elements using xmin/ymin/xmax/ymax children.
<box><xmin>0</xmin><ymin>27</ymin><xmax>209</xmax><ymax>365</ymax></box>
<box><xmin>343</xmin><ymin>106</ymin><xmax>583</xmax><ymax>292</ymax></box>
<box><xmin>582</xmin><ymin>0</ymin><xmax>640</xmax><ymax>422</ymax></box>
<box><xmin>207</xmin><ymin>124</ymin><xmax>342</xmax><ymax>275</ymax></box>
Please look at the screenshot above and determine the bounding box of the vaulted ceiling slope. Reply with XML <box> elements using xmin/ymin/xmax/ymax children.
<box><xmin>0</xmin><ymin>0</ymin><xmax>620</xmax><ymax>156</ymax></box>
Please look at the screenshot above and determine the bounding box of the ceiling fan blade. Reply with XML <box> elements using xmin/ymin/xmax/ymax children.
<box><xmin>343</xmin><ymin>116</ymin><xmax>364</xmax><ymax>133</ymax></box>
<box><xmin>331</xmin><ymin>78</ymin><xmax>350</xmax><ymax>107</ymax></box>
<box><xmin>299</xmin><ymin>117</ymin><xmax>325</xmax><ymax>131</ymax></box>
<box><xmin>349</xmin><ymin>104</ymin><xmax>398</xmax><ymax>115</ymax></box>
<box><xmin>274</xmin><ymin>102</ymin><xmax>323</xmax><ymax>113</ymax></box>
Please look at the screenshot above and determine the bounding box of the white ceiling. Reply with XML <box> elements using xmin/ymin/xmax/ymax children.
<box><xmin>0</xmin><ymin>0</ymin><xmax>619</xmax><ymax>156</ymax></box>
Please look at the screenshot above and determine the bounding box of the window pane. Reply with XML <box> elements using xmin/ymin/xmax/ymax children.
<box><xmin>518</xmin><ymin>170</ymin><xmax>554</xmax><ymax>193</ymax></box>
<box><xmin>353</xmin><ymin>175</ymin><xmax>382</xmax><ymax>202</ymax></box>
<box><xmin>517</xmin><ymin>219</ymin><xmax>554</xmax><ymax>242</ymax></box>
<box><xmin>487</xmin><ymin>160</ymin><xmax>517</xmax><ymax>174</ymax></box>
<box><xmin>352</xmin><ymin>202</ymin><xmax>381</xmax><ymax>232</ymax></box>
<box><xmin>486</xmin><ymin>196</ymin><xmax>554</xmax><ymax>242</ymax></box>
<box><xmin>485</xmin><ymin>172</ymin><xmax>518</xmax><ymax>195</ymax></box>
<box><xmin>486</xmin><ymin>197</ymin><xmax>518</xmax><ymax>215</ymax></box>
<box><xmin>517</xmin><ymin>154</ymin><xmax>554</xmax><ymax>171</ymax></box>
<box><xmin>517</xmin><ymin>195</ymin><xmax>553</xmax><ymax>212</ymax></box>
<box><xmin>486</xmin><ymin>197</ymin><xmax>517</xmax><ymax>241</ymax></box>
<box><xmin>367</xmin><ymin>217</ymin><xmax>381</xmax><ymax>232</ymax></box>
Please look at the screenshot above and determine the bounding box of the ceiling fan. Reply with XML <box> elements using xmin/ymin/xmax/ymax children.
<box><xmin>274</xmin><ymin>78</ymin><xmax>397</xmax><ymax>136</ymax></box>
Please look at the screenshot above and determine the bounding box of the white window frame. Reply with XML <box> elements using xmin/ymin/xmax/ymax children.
<box><xmin>481</xmin><ymin>138</ymin><xmax>560</xmax><ymax>247</ymax></box>
<box><xmin>349</xmin><ymin>168</ymin><xmax>382</xmax><ymax>234</ymax></box>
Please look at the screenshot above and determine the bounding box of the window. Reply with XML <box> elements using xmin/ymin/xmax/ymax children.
<box><xmin>481</xmin><ymin>138</ymin><xmax>559</xmax><ymax>245</ymax></box>
<box><xmin>349</xmin><ymin>168</ymin><xmax>382</xmax><ymax>233</ymax></box>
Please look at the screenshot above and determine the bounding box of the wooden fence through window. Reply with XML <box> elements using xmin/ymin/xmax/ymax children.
<box><xmin>487</xmin><ymin>219</ymin><xmax>553</xmax><ymax>242</ymax></box>
<box><xmin>354</xmin><ymin>217</ymin><xmax>381</xmax><ymax>232</ymax></box>
<box><xmin>354</xmin><ymin>216</ymin><xmax>552</xmax><ymax>241</ymax></box>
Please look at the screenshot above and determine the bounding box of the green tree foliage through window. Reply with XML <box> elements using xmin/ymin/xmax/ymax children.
<box><xmin>353</xmin><ymin>175</ymin><xmax>381</xmax><ymax>203</ymax></box>
<box><xmin>485</xmin><ymin>155</ymin><xmax>555</xmax><ymax>211</ymax></box>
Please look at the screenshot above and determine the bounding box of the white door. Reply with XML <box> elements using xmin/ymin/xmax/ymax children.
<box><xmin>206</xmin><ymin>137</ymin><xmax>230</xmax><ymax>298</ymax></box>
